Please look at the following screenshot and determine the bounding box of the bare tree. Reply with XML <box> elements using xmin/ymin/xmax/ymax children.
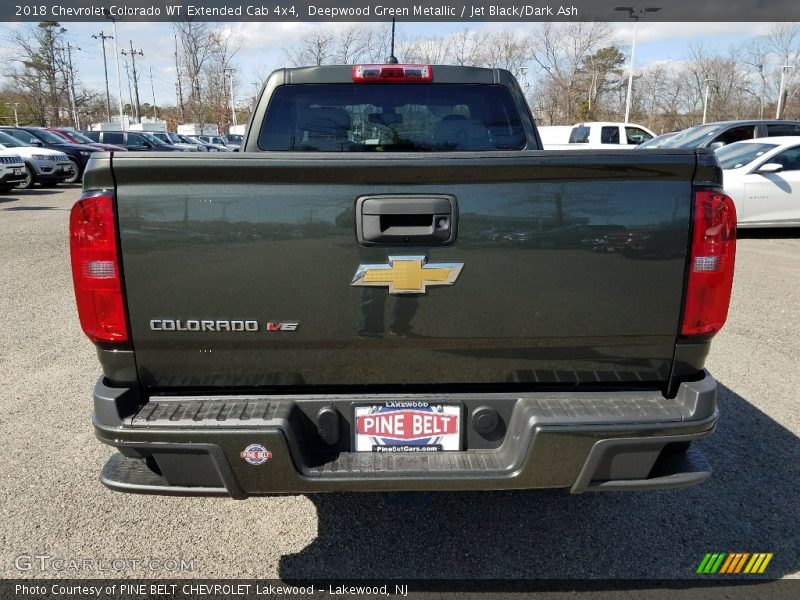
<box><xmin>446</xmin><ymin>29</ymin><xmax>487</xmax><ymax>66</ymax></box>
<box><xmin>173</xmin><ymin>21</ymin><xmax>240</xmax><ymax>128</ymax></box>
<box><xmin>5</xmin><ymin>22</ymin><xmax>72</xmax><ymax>126</ymax></box>
<box><xmin>765</xmin><ymin>22</ymin><xmax>800</xmax><ymax>117</ymax></box>
<box><xmin>283</xmin><ymin>29</ymin><xmax>336</xmax><ymax>66</ymax></box>
<box><xmin>528</xmin><ymin>22</ymin><xmax>615</xmax><ymax>123</ymax></box>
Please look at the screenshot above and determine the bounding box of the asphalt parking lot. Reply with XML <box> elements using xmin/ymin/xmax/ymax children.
<box><xmin>0</xmin><ymin>185</ymin><xmax>798</xmax><ymax>581</ymax></box>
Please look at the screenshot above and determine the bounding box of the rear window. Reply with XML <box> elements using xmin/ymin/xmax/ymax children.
<box><xmin>767</xmin><ymin>123</ymin><xmax>800</xmax><ymax>136</ymax></box>
<box><xmin>102</xmin><ymin>132</ymin><xmax>124</xmax><ymax>144</ymax></box>
<box><xmin>662</xmin><ymin>125</ymin><xmax>722</xmax><ymax>148</ymax></box>
<box><xmin>258</xmin><ymin>84</ymin><xmax>526</xmax><ymax>152</ymax></box>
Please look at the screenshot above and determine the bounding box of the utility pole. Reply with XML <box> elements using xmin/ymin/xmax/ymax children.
<box><xmin>121</xmin><ymin>41</ymin><xmax>143</xmax><ymax>123</ymax></box>
<box><xmin>58</xmin><ymin>42</ymin><xmax>81</xmax><ymax>130</ymax></box>
<box><xmin>123</xmin><ymin>58</ymin><xmax>135</xmax><ymax>120</ymax></box>
<box><xmin>149</xmin><ymin>66</ymin><xmax>158</xmax><ymax>119</ymax></box>
<box><xmin>92</xmin><ymin>30</ymin><xmax>114</xmax><ymax>122</ymax></box>
<box><xmin>174</xmin><ymin>31</ymin><xmax>184</xmax><ymax>121</ymax></box>
<box><xmin>175</xmin><ymin>82</ymin><xmax>182</xmax><ymax>120</ymax></box>
<box><xmin>105</xmin><ymin>16</ymin><xmax>125</xmax><ymax>129</ymax></box>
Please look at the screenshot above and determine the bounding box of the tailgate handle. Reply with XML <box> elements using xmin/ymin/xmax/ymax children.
<box><xmin>356</xmin><ymin>195</ymin><xmax>458</xmax><ymax>246</ymax></box>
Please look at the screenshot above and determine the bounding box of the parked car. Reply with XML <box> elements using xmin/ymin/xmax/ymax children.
<box><xmin>177</xmin><ymin>135</ymin><xmax>221</xmax><ymax>151</ymax></box>
<box><xmin>544</xmin><ymin>122</ymin><xmax>655</xmax><ymax>149</ymax></box>
<box><xmin>717</xmin><ymin>136</ymin><xmax>800</xmax><ymax>227</ymax></box>
<box><xmin>138</xmin><ymin>131</ymin><xmax>189</xmax><ymax>151</ymax></box>
<box><xmin>82</xmin><ymin>130</ymin><xmax>186</xmax><ymax>152</ymax></box>
<box><xmin>197</xmin><ymin>135</ymin><xmax>239</xmax><ymax>151</ymax></box>
<box><xmin>660</xmin><ymin>119</ymin><xmax>800</xmax><ymax>150</ymax></box>
<box><xmin>0</xmin><ymin>126</ymin><xmax>98</xmax><ymax>184</ymax></box>
<box><xmin>151</xmin><ymin>131</ymin><xmax>203</xmax><ymax>151</ymax></box>
<box><xmin>635</xmin><ymin>131</ymin><xmax>679</xmax><ymax>149</ymax></box>
<box><xmin>50</xmin><ymin>128</ymin><xmax>127</xmax><ymax>152</ymax></box>
<box><xmin>0</xmin><ymin>150</ymin><xmax>26</xmax><ymax>193</ymax></box>
<box><xmin>0</xmin><ymin>131</ymin><xmax>72</xmax><ymax>189</ymax></box>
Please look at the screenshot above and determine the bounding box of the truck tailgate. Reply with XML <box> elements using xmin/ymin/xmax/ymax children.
<box><xmin>109</xmin><ymin>151</ymin><xmax>695</xmax><ymax>389</ymax></box>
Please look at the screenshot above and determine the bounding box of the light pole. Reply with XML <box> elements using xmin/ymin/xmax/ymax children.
<box><xmin>6</xmin><ymin>103</ymin><xmax>19</xmax><ymax>127</ymax></box>
<box><xmin>702</xmin><ymin>78</ymin><xmax>715</xmax><ymax>124</ymax></box>
<box><xmin>106</xmin><ymin>15</ymin><xmax>126</xmax><ymax>130</ymax></box>
<box><xmin>615</xmin><ymin>6</ymin><xmax>661</xmax><ymax>123</ymax></box>
<box><xmin>776</xmin><ymin>65</ymin><xmax>794</xmax><ymax>119</ymax></box>
<box><xmin>224</xmin><ymin>68</ymin><xmax>237</xmax><ymax>129</ymax></box>
<box><xmin>251</xmin><ymin>81</ymin><xmax>260</xmax><ymax>110</ymax></box>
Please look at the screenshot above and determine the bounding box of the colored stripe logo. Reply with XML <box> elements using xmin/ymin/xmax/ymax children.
<box><xmin>697</xmin><ymin>552</ymin><xmax>773</xmax><ymax>574</ymax></box>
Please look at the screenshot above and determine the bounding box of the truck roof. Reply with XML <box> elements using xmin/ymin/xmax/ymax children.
<box><xmin>573</xmin><ymin>121</ymin><xmax>653</xmax><ymax>129</ymax></box>
<box><xmin>281</xmin><ymin>64</ymin><xmax>508</xmax><ymax>85</ymax></box>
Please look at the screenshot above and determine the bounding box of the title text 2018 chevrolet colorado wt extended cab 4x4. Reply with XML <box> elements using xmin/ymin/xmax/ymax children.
<box><xmin>72</xmin><ymin>64</ymin><xmax>736</xmax><ymax>497</ymax></box>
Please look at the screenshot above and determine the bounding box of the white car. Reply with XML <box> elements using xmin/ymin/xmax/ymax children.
<box><xmin>0</xmin><ymin>150</ymin><xmax>26</xmax><ymax>192</ymax></box>
<box><xmin>717</xmin><ymin>136</ymin><xmax>800</xmax><ymax>228</ymax></box>
<box><xmin>0</xmin><ymin>131</ymin><xmax>72</xmax><ymax>189</ymax></box>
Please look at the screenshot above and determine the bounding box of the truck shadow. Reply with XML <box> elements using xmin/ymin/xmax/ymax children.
<box><xmin>737</xmin><ymin>227</ymin><xmax>800</xmax><ymax>239</ymax></box>
<box><xmin>279</xmin><ymin>383</ymin><xmax>798</xmax><ymax>580</ymax></box>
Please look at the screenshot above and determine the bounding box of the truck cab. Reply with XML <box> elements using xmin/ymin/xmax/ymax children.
<box><xmin>544</xmin><ymin>121</ymin><xmax>655</xmax><ymax>149</ymax></box>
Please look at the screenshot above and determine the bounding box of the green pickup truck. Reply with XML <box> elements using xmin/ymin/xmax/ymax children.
<box><xmin>71</xmin><ymin>64</ymin><xmax>736</xmax><ymax>497</ymax></box>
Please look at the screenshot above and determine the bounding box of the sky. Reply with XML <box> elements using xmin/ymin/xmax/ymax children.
<box><xmin>0</xmin><ymin>20</ymin><xmax>784</xmax><ymax>111</ymax></box>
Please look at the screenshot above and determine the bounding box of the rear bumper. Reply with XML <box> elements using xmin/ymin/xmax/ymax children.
<box><xmin>93</xmin><ymin>372</ymin><xmax>718</xmax><ymax>497</ymax></box>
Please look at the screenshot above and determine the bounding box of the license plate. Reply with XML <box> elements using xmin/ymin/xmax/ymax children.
<box><xmin>354</xmin><ymin>402</ymin><xmax>461</xmax><ymax>452</ymax></box>
<box><xmin>13</xmin><ymin>168</ymin><xmax>22</xmax><ymax>175</ymax></box>
<box><xmin>62</xmin><ymin>165</ymin><xmax>71</xmax><ymax>172</ymax></box>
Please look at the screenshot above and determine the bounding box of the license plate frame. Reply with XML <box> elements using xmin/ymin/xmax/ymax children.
<box><xmin>353</xmin><ymin>402</ymin><xmax>462</xmax><ymax>453</ymax></box>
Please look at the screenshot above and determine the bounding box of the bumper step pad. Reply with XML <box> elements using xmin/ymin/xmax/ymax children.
<box><xmin>101</xmin><ymin>453</ymin><xmax>228</xmax><ymax>496</ymax></box>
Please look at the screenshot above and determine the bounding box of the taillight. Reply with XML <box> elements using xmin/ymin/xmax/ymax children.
<box><xmin>352</xmin><ymin>64</ymin><xmax>433</xmax><ymax>83</ymax></box>
<box><xmin>69</xmin><ymin>192</ymin><xmax>128</xmax><ymax>343</ymax></box>
<box><xmin>681</xmin><ymin>190</ymin><xmax>737</xmax><ymax>336</ymax></box>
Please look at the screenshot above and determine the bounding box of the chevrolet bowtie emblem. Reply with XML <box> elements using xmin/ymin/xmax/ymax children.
<box><xmin>351</xmin><ymin>256</ymin><xmax>464</xmax><ymax>294</ymax></box>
